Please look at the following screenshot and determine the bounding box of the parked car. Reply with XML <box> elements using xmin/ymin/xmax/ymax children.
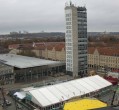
<box><xmin>1</xmin><ymin>100</ymin><xmax>11</xmax><ymax>107</ymax></box>
<box><xmin>7</xmin><ymin>89</ymin><xmax>20</xmax><ymax>97</ymax></box>
<box><xmin>17</xmin><ymin>103</ymin><xmax>23</xmax><ymax>109</ymax></box>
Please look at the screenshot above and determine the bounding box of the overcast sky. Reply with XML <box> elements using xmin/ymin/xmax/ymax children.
<box><xmin>0</xmin><ymin>0</ymin><xmax>119</xmax><ymax>34</ymax></box>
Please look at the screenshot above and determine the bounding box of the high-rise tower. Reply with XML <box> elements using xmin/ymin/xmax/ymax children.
<box><xmin>65</xmin><ymin>2</ymin><xmax>87</xmax><ymax>77</ymax></box>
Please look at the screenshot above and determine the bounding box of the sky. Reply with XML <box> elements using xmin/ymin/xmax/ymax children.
<box><xmin>0</xmin><ymin>0</ymin><xmax>119</xmax><ymax>34</ymax></box>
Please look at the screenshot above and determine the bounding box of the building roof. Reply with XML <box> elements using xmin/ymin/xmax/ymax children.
<box><xmin>0</xmin><ymin>54</ymin><xmax>64</xmax><ymax>69</ymax></box>
<box><xmin>88</xmin><ymin>47</ymin><xmax>95</xmax><ymax>54</ymax></box>
<box><xmin>9</xmin><ymin>44</ymin><xmax>33</xmax><ymax>50</ymax></box>
<box><xmin>47</xmin><ymin>44</ymin><xmax>55</xmax><ymax>50</ymax></box>
<box><xmin>55</xmin><ymin>43</ymin><xmax>65</xmax><ymax>51</ymax></box>
<box><xmin>26</xmin><ymin>75</ymin><xmax>112</xmax><ymax>107</ymax></box>
<box><xmin>9</xmin><ymin>42</ymin><xmax>65</xmax><ymax>51</ymax></box>
<box><xmin>8</xmin><ymin>44</ymin><xmax>19</xmax><ymax>49</ymax></box>
<box><xmin>34</xmin><ymin>43</ymin><xmax>46</xmax><ymax>50</ymax></box>
<box><xmin>14</xmin><ymin>92</ymin><xmax>26</xmax><ymax>100</ymax></box>
<box><xmin>64</xmin><ymin>98</ymin><xmax>107</xmax><ymax>110</ymax></box>
<box><xmin>88</xmin><ymin>47</ymin><xmax>119</xmax><ymax>56</ymax></box>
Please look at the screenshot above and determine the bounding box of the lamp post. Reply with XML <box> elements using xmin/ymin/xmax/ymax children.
<box><xmin>14</xmin><ymin>95</ymin><xmax>17</xmax><ymax>110</ymax></box>
<box><xmin>104</xmin><ymin>65</ymin><xmax>108</xmax><ymax>77</ymax></box>
<box><xmin>94</xmin><ymin>64</ymin><xmax>96</xmax><ymax>73</ymax></box>
<box><xmin>111</xmin><ymin>86</ymin><xmax>119</xmax><ymax>106</ymax></box>
<box><xmin>29</xmin><ymin>70</ymin><xmax>31</xmax><ymax>81</ymax></box>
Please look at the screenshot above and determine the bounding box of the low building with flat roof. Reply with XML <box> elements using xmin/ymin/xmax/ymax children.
<box><xmin>0</xmin><ymin>54</ymin><xmax>65</xmax><ymax>83</ymax></box>
<box><xmin>0</xmin><ymin>63</ymin><xmax>14</xmax><ymax>85</ymax></box>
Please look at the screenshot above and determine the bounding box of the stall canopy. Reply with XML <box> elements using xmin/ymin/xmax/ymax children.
<box><xmin>14</xmin><ymin>92</ymin><xmax>26</xmax><ymax>99</ymax></box>
<box><xmin>64</xmin><ymin>98</ymin><xmax>107</xmax><ymax>110</ymax></box>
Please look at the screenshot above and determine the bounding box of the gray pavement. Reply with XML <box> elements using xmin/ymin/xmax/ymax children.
<box><xmin>2</xmin><ymin>75</ymin><xmax>73</xmax><ymax>90</ymax></box>
<box><xmin>0</xmin><ymin>75</ymin><xmax>73</xmax><ymax>110</ymax></box>
<box><xmin>0</xmin><ymin>107</ymin><xmax>2</xmax><ymax>110</ymax></box>
<box><xmin>1</xmin><ymin>74</ymin><xmax>118</xmax><ymax>110</ymax></box>
<box><xmin>98</xmin><ymin>86</ymin><xmax>119</xmax><ymax>106</ymax></box>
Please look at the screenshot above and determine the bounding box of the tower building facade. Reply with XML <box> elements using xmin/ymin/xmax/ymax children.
<box><xmin>65</xmin><ymin>3</ymin><xmax>88</xmax><ymax>77</ymax></box>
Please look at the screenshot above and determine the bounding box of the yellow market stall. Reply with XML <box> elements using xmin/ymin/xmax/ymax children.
<box><xmin>64</xmin><ymin>98</ymin><xmax>107</xmax><ymax>110</ymax></box>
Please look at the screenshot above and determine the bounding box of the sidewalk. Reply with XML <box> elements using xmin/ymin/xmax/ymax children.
<box><xmin>0</xmin><ymin>107</ymin><xmax>3</xmax><ymax>110</ymax></box>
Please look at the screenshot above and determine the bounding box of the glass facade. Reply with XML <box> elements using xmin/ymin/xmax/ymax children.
<box><xmin>77</xmin><ymin>7</ymin><xmax>87</xmax><ymax>76</ymax></box>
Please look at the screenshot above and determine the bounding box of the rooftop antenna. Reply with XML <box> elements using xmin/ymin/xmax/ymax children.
<box><xmin>70</xmin><ymin>1</ymin><xmax>72</xmax><ymax>6</ymax></box>
<box><xmin>84</xmin><ymin>3</ymin><xmax>86</xmax><ymax>7</ymax></box>
<box><xmin>65</xmin><ymin>2</ymin><xmax>68</xmax><ymax>6</ymax></box>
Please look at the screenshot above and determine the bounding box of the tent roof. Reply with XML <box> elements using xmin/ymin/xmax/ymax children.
<box><xmin>27</xmin><ymin>75</ymin><xmax>112</xmax><ymax>107</ymax></box>
<box><xmin>14</xmin><ymin>92</ymin><xmax>26</xmax><ymax>99</ymax></box>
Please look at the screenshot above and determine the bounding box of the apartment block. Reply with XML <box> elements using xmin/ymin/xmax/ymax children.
<box><xmin>88</xmin><ymin>47</ymin><xmax>119</xmax><ymax>72</ymax></box>
<box><xmin>65</xmin><ymin>3</ymin><xmax>88</xmax><ymax>77</ymax></box>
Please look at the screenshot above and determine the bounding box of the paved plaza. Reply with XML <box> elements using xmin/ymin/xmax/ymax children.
<box><xmin>0</xmin><ymin>75</ymin><xmax>119</xmax><ymax>110</ymax></box>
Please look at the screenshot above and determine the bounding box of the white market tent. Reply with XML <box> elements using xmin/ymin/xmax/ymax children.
<box><xmin>14</xmin><ymin>92</ymin><xmax>26</xmax><ymax>100</ymax></box>
<box><xmin>21</xmin><ymin>87</ymin><xmax>35</xmax><ymax>92</ymax></box>
<box><xmin>0</xmin><ymin>54</ymin><xmax>64</xmax><ymax>68</ymax></box>
<box><xmin>25</xmin><ymin>75</ymin><xmax>112</xmax><ymax>107</ymax></box>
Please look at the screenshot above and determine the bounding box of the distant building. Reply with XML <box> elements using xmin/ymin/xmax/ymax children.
<box><xmin>65</xmin><ymin>2</ymin><xmax>88</xmax><ymax>77</ymax></box>
<box><xmin>8</xmin><ymin>44</ymin><xmax>33</xmax><ymax>50</ymax></box>
<box><xmin>10</xmin><ymin>31</ymin><xmax>19</xmax><ymax>35</ymax></box>
<box><xmin>10</xmin><ymin>31</ymin><xmax>29</xmax><ymax>35</ymax></box>
<box><xmin>9</xmin><ymin>42</ymin><xmax>119</xmax><ymax>74</ymax></box>
<box><xmin>0</xmin><ymin>46</ymin><xmax>9</xmax><ymax>54</ymax></box>
<box><xmin>88</xmin><ymin>47</ymin><xmax>119</xmax><ymax>72</ymax></box>
<box><xmin>9</xmin><ymin>42</ymin><xmax>66</xmax><ymax>61</ymax></box>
